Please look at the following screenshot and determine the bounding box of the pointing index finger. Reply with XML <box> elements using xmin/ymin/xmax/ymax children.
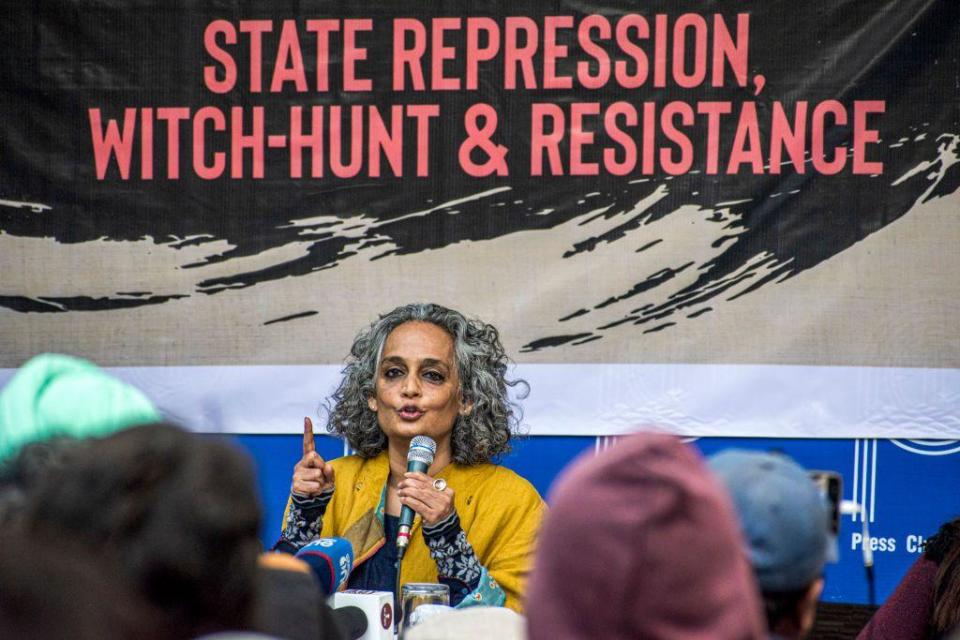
<box><xmin>303</xmin><ymin>417</ymin><xmax>316</xmax><ymax>456</ymax></box>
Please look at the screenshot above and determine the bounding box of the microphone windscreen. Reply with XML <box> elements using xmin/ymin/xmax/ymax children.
<box><xmin>407</xmin><ymin>435</ymin><xmax>436</xmax><ymax>467</ymax></box>
<box><xmin>295</xmin><ymin>537</ymin><xmax>354</xmax><ymax>595</ymax></box>
<box><xmin>332</xmin><ymin>605</ymin><xmax>369</xmax><ymax>640</ymax></box>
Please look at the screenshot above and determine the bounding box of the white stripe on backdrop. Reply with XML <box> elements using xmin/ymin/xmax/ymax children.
<box><xmin>1</xmin><ymin>363</ymin><xmax>957</xmax><ymax>439</ymax></box>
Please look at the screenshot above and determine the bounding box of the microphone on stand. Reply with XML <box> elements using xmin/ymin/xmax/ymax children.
<box><xmin>397</xmin><ymin>435</ymin><xmax>436</xmax><ymax>557</ymax></box>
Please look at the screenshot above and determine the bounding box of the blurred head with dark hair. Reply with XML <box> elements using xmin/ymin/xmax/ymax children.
<box><xmin>928</xmin><ymin>517</ymin><xmax>960</xmax><ymax>636</ymax></box>
<box><xmin>0</xmin><ymin>531</ymin><xmax>161</xmax><ymax>640</ymax></box>
<box><xmin>25</xmin><ymin>423</ymin><xmax>263</xmax><ymax>639</ymax></box>
<box><xmin>0</xmin><ymin>438</ymin><xmax>73</xmax><ymax>527</ymax></box>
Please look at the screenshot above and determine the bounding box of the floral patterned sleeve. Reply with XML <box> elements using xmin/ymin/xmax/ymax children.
<box><xmin>422</xmin><ymin>511</ymin><xmax>506</xmax><ymax>608</ymax></box>
<box><xmin>272</xmin><ymin>488</ymin><xmax>335</xmax><ymax>554</ymax></box>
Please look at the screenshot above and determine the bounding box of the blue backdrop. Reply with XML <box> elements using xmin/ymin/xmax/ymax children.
<box><xmin>233</xmin><ymin>434</ymin><xmax>960</xmax><ymax>605</ymax></box>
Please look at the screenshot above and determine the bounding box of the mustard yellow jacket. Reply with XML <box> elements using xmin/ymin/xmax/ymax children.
<box><xmin>297</xmin><ymin>451</ymin><xmax>545</xmax><ymax>612</ymax></box>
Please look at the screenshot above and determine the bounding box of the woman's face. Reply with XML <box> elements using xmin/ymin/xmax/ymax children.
<box><xmin>367</xmin><ymin>321</ymin><xmax>470</xmax><ymax>449</ymax></box>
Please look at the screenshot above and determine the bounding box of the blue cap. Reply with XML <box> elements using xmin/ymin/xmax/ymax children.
<box><xmin>709</xmin><ymin>450</ymin><xmax>829</xmax><ymax>592</ymax></box>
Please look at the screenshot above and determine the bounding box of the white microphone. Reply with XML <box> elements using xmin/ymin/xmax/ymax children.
<box><xmin>331</xmin><ymin>590</ymin><xmax>394</xmax><ymax>640</ymax></box>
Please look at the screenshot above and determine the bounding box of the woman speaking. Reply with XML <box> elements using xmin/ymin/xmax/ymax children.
<box><xmin>277</xmin><ymin>303</ymin><xmax>545</xmax><ymax>612</ymax></box>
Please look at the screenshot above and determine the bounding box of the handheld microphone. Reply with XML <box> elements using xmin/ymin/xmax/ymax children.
<box><xmin>295</xmin><ymin>537</ymin><xmax>354</xmax><ymax>595</ymax></box>
<box><xmin>397</xmin><ymin>435</ymin><xmax>436</xmax><ymax>554</ymax></box>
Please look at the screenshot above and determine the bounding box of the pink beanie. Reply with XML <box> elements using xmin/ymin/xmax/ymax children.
<box><xmin>526</xmin><ymin>432</ymin><xmax>766</xmax><ymax>640</ymax></box>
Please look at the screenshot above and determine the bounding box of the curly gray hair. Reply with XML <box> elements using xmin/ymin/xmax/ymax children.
<box><xmin>325</xmin><ymin>303</ymin><xmax>528</xmax><ymax>465</ymax></box>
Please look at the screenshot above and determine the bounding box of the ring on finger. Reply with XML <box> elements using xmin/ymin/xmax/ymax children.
<box><xmin>432</xmin><ymin>478</ymin><xmax>447</xmax><ymax>492</ymax></box>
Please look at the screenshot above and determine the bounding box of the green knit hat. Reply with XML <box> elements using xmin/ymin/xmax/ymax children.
<box><xmin>0</xmin><ymin>353</ymin><xmax>161</xmax><ymax>462</ymax></box>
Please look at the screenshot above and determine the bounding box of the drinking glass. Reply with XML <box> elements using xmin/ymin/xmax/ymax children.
<box><xmin>400</xmin><ymin>582</ymin><xmax>450</xmax><ymax>633</ymax></box>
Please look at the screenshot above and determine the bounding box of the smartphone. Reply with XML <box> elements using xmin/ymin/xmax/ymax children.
<box><xmin>810</xmin><ymin>470</ymin><xmax>842</xmax><ymax>536</ymax></box>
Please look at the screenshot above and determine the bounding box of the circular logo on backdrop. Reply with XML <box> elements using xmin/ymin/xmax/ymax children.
<box><xmin>381</xmin><ymin>602</ymin><xmax>392</xmax><ymax>629</ymax></box>
<box><xmin>595</xmin><ymin>435</ymin><xmax>700</xmax><ymax>455</ymax></box>
<box><xmin>890</xmin><ymin>439</ymin><xmax>960</xmax><ymax>456</ymax></box>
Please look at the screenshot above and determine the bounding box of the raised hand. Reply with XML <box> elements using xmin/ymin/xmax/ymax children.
<box><xmin>397</xmin><ymin>472</ymin><xmax>455</xmax><ymax>526</ymax></box>
<box><xmin>291</xmin><ymin>417</ymin><xmax>335</xmax><ymax>497</ymax></box>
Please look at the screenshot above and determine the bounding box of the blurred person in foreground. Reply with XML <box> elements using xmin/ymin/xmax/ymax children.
<box><xmin>857</xmin><ymin>515</ymin><xmax>960</xmax><ymax>640</ymax></box>
<box><xmin>526</xmin><ymin>432</ymin><xmax>766</xmax><ymax>640</ymax></box>
<box><xmin>254</xmin><ymin>550</ymin><xmax>348</xmax><ymax>640</ymax></box>
<box><xmin>710</xmin><ymin>450</ymin><xmax>831</xmax><ymax>640</ymax></box>
<box><xmin>277</xmin><ymin>303</ymin><xmax>545</xmax><ymax>611</ymax></box>
<box><xmin>0</xmin><ymin>353</ymin><xmax>160</xmax><ymax>525</ymax></box>
<box><xmin>0</xmin><ymin>531</ymin><xmax>155</xmax><ymax>640</ymax></box>
<box><xmin>1</xmin><ymin>356</ymin><xmax>344</xmax><ymax>639</ymax></box>
<box><xmin>25</xmin><ymin>422</ymin><xmax>264</xmax><ymax>639</ymax></box>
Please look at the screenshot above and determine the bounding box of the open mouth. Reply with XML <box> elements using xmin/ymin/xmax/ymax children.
<box><xmin>398</xmin><ymin>406</ymin><xmax>424</xmax><ymax>420</ymax></box>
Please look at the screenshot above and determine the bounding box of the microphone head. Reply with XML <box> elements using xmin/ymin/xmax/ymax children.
<box><xmin>407</xmin><ymin>435</ymin><xmax>437</xmax><ymax>467</ymax></box>
<box><xmin>295</xmin><ymin>537</ymin><xmax>354</xmax><ymax>595</ymax></box>
<box><xmin>332</xmin><ymin>605</ymin><xmax>369</xmax><ymax>640</ymax></box>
